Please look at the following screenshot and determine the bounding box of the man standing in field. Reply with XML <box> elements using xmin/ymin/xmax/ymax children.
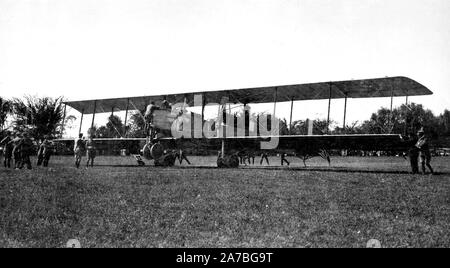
<box><xmin>86</xmin><ymin>135</ymin><xmax>97</xmax><ymax>168</ymax></box>
<box><xmin>37</xmin><ymin>135</ymin><xmax>54</xmax><ymax>167</ymax></box>
<box><xmin>246</xmin><ymin>151</ymin><xmax>256</xmax><ymax>165</ymax></box>
<box><xmin>1</xmin><ymin>131</ymin><xmax>13</xmax><ymax>168</ymax></box>
<box><xmin>174</xmin><ymin>149</ymin><xmax>191</xmax><ymax>165</ymax></box>
<box><xmin>74</xmin><ymin>133</ymin><xmax>85</xmax><ymax>168</ymax></box>
<box><xmin>409</xmin><ymin>146</ymin><xmax>420</xmax><ymax>174</ymax></box>
<box><xmin>260</xmin><ymin>152</ymin><xmax>269</xmax><ymax>165</ymax></box>
<box><xmin>12</xmin><ymin>132</ymin><xmax>23</xmax><ymax>169</ymax></box>
<box><xmin>18</xmin><ymin>132</ymin><xmax>33</xmax><ymax>170</ymax></box>
<box><xmin>37</xmin><ymin>137</ymin><xmax>46</xmax><ymax>166</ymax></box>
<box><xmin>237</xmin><ymin>151</ymin><xmax>248</xmax><ymax>166</ymax></box>
<box><xmin>281</xmin><ymin>152</ymin><xmax>290</xmax><ymax>166</ymax></box>
<box><xmin>416</xmin><ymin>128</ymin><xmax>434</xmax><ymax>175</ymax></box>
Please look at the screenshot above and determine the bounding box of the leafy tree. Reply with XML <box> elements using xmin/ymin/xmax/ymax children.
<box><xmin>11</xmin><ymin>96</ymin><xmax>65</xmax><ymax>139</ymax></box>
<box><xmin>359</xmin><ymin>103</ymin><xmax>438</xmax><ymax>138</ymax></box>
<box><xmin>94</xmin><ymin>115</ymin><xmax>125</xmax><ymax>138</ymax></box>
<box><xmin>127</xmin><ymin>111</ymin><xmax>146</xmax><ymax>138</ymax></box>
<box><xmin>438</xmin><ymin>110</ymin><xmax>450</xmax><ymax>136</ymax></box>
<box><xmin>333</xmin><ymin>121</ymin><xmax>364</xmax><ymax>135</ymax></box>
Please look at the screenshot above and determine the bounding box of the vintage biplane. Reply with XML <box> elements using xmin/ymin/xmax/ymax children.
<box><xmin>59</xmin><ymin>76</ymin><xmax>432</xmax><ymax>167</ymax></box>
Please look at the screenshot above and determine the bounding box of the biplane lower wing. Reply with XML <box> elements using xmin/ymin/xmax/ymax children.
<box><xmin>156</xmin><ymin>134</ymin><xmax>411</xmax><ymax>153</ymax></box>
<box><xmin>55</xmin><ymin>134</ymin><xmax>411</xmax><ymax>153</ymax></box>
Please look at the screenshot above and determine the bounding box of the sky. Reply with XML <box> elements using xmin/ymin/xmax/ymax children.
<box><xmin>1</xmin><ymin>0</ymin><xmax>449</xmax><ymax>136</ymax></box>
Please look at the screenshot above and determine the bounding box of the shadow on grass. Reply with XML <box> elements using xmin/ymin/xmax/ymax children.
<box><xmin>91</xmin><ymin>164</ymin><xmax>450</xmax><ymax>176</ymax></box>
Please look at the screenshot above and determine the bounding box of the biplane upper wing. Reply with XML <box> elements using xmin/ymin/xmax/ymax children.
<box><xmin>65</xmin><ymin>76</ymin><xmax>432</xmax><ymax>114</ymax></box>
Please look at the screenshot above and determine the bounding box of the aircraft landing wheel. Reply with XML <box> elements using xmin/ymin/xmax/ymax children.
<box><xmin>154</xmin><ymin>152</ymin><xmax>176</xmax><ymax>167</ymax></box>
<box><xmin>217</xmin><ymin>155</ymin><xmax>239</xmax><ymax>168</ymax></box>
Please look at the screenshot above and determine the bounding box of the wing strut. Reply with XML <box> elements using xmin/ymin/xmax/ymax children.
<box><xmin>78</xmin><ymin>109</ymin><xmax>84</xmax><ymax>135</ymax></box>
<box><xmin>124</xmin><ymin>98</ymin><xmax>130</xmax><ymax>137</ymax></box>
<box><xmin>289</xmin><ymin>98</ymin><xmax>294</xmax><ymax>135</ymax></box>
<box><xmin>221</xmin><ymin>139</ymin><xmax>225</xmax><ymax>158</ymax></box>
<box><xmin>91</xmin><ymin>100</ymin><xmax>97</xmax><ymax>130</ymax></box>
<box><xmin>389</xmin><ymin>87</ymin><xmax>394</xmax><ymax>134</ymax></box>
<box><xmin>327</xmin><ymin>83</ymin><xmax>332</xmax><ymax>134</ymax></box>
<box><xmin>273</xmin><ymin>87</ymin><xmax>278</xmax><ymax>119</ymax></box>
<box><xmin>61</xmin><ymin>103</ymin><xmax>67</xmax><ymax>138</ymax></box>
<box><xmin>343</xmin><ymin>94</ymin><xmax>348</xmax><ymax>131</ymax></box>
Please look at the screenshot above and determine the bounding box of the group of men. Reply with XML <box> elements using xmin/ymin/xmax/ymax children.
<box><xmin>73</xmin><ymin>133</ymin><xmax>97</xmax><ymax>168</ymax></box>
<box><xmin>236</xmin><ymin>151</ymin><xmax>291</xmax><ymax>166</ymax></box>
<box><xmin>0</xmin><ymin>131</ymin><xmax>54</xmax><ymax>170</ymax></box>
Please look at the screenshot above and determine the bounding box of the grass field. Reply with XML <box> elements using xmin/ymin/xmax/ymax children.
<box><xmin>0</xmin><ymin>155</ymin><xmax>449</xmax><ymax>248</ymax></box>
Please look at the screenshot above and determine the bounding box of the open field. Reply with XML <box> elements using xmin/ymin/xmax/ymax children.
<box><xmin>0</xmin><ymin>155</ymin><xmax>449</xmax><ymax>248</ymax></box>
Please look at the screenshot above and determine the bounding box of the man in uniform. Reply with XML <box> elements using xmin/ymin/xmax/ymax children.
<box><xmin>247</xmin><ymin>151</ymin><xmax>256</xmax><ymax>165</ymax></box>
<box><xmin>86</xmin><ymin>135</ymin><xmax>97</xmax><ymax>168</ymax></box>
<box><xmin>0</xmin><ymin>131</ymin><xmax>14</xmax><ymax>168</ymax></box>
<box><xmin>74</xmin><ymin>133</ymin><xmax>86</xmax><ymax>168</ymax></box>
<box><xmin>12</xmin><ymin>132</ymin><xmax>23</xmax><ymax>169</ymax></box>
<box><xmin>416</xmin><ymin>128</ymin><xmax>434</xmax><ymax>175</ymax></box>
<box><xmin>42</xmin><ymin>137</ymin><xmax>55</xmax><ymax>167</ymax></box>
<box><xmin>260</xmin><ymin>152</ymin><xmax>269</xmax><ymax>165</ymax></box>
<box><xmin>175</xmin><ymin>149</ymin><xmax>191</xmax><ymax>165</ymax></box>
<box><xmin>37</xmin><ymin>137</ymin><xmax>46</xmax><ymax>166</ymax></box>
<box><xmin>281</xmin><ymin>152</ymin><xmax>290</xmax><ymax>166</ymax></box>
<box><xmin>237</xmin><ymin>151</ymin><xmax>248</xmax><ymax>166</ymax></box>
<box><xmin>19</xmin><ymin>132</ymin><xmax>33</xmax><ymax>170</ymax></box>
<box><xmin>406</xmin><ymin>133</ymin><xmax>420</xmax><ymax>174</ymax></box>
<box><xmin>161</xmin><ymin>100</ymin><xmax>172</xmax><ymax>111</ymax></box>
<box><xmin>37</xmin><ymin>135</ymin><xmax>54</xmax><ymax>167</ymax></box>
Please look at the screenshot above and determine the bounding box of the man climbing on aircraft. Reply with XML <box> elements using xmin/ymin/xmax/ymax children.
<box><xmin>416</xmin><ymin>128</ymin><xmax>434</xmax><ymax>175</ymax></box>
<box><xmin>144</xmin><ymin>101</ymin><xmax>160</xmax><ymax>140</ymax></box>
<box><xmin>161</xmin><ymin>100</ymin><xmax>172</xmax><ymax>111</ymax></box>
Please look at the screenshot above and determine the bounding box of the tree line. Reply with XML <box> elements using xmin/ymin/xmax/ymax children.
<box><xmin>278</xmin><ymin>103</ymin><xmax>450</xmax><ymax>147</ymax></box>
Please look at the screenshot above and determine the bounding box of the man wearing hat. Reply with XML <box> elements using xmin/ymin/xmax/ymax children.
<box><xmin>260</xmin><ymin>152</ymin><xmax>270</xmax><ymax>165</ymax></box>
<box><xmin>74</xmin><ymin>133</ymin><xmax>86</xmax><ymax>168</ymax></box>
<box><xmin>416</xmin><ymin>127</ymin><xmax>434</xmax><ymax>175</ymax></box>
<box><xmin>86</xmin><ymin>135</ymin><xmax>97</xmax><ymax>168</ymax></box>
<box><xmin>37</xmin><ymin>137</ymin><xmax>46</xmax><ymax>166</ymax></box>
<box><xmin>0</xmin><ymin>131</ymin><xmax>14</xmax><ymax>168</ymax></box>
<box><xmin>18</xmin><ymin>132</ymin><xmax>33</xmax><ymax>170</ymax></box>
<box><xmin>12</xmin><ymin>132</ymin><xmax>23</xmax><ymax>169</ymax></box>
<box><xmin>37</xmin><ymin>135</ymin><xmax>54</xmax><ymax>167</ymax></box>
